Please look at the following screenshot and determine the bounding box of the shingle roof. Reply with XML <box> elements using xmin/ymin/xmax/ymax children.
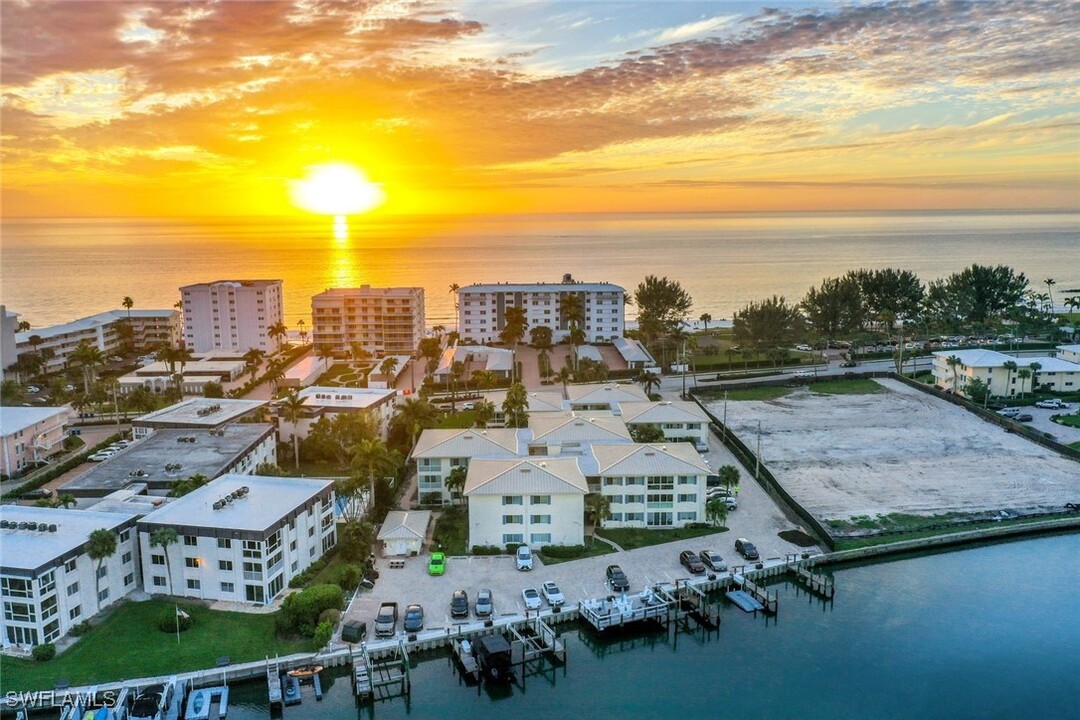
<box><xmin>377</xmin><ymin>511</ymin><xmax>432</xmax><ymax>541</ymax></box>
<box><xmin>590</xmin><ymin>443</ymin><xmax>711</xmax><ymax>476</ymax></box>
<box><xmin>618</xmin><ymin>401</ymin><xmax>709</xmax><ymax>424</ymax></box>
<box><xmin>410</xmin><ymin>428</ymin><xmax>521</xmax><ymax>459</ymax></box>
<box><xmin>464</xmin><ymin>458</ymin><xmax>588</xmax><ymax>495</ymax></box>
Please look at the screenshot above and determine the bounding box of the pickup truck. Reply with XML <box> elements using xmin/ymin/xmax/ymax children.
<box><xmin>374</xmin><ymin>602</ymin><xmax>398</xmax><ymax>637</ymax></box>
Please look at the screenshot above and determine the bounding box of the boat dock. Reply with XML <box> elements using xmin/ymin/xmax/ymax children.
<box><xmin>731</xmin><ymin>570</ymin><xmax>778</xmax><ymax>614</ymax></box>
<box><xmin>280</xmin><ymin>673</ymin><xmax>301</xmax><ymax>706</ymax></box>
<box><xmin>579</xmin><ymin>586</ymin><xmax>674</xmax><ymax>631</ymax></box>
<box><xmin>786</xmin><ymin>554</ymin><xmax>836</xmax><ymax>598</ymax></box>
<box><xmin>265</xmin><ymin>657</ymin><xmax>282</xmax><ymax>709</ymax></box>
<box><xmin>184</xmin><ymin>684</ymin><xmax>229</xmax><ymax>720</ymax></box>
<box><xmin>451</xmin><ymin>638</ymin><xmax>481</xmax><ymax>682</ymax></box>
<box><xmin>352</xmin><ymin>639</ymin><xmax>411</xmax><ymax>703</ymax></box>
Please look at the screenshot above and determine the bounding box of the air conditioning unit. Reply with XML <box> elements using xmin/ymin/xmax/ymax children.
<box><xmin>49</xmin><ymin>524</ymin><xmax>58</xmax><ymax>532</ymax></box>
<box><xmin>27</xmin><ymin>522</ymin><xmax>38</xmax><ymax>531</ymax></box>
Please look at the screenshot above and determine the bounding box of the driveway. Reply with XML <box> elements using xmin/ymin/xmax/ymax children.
<box><xmin>1019</xmin><ymin>406</ymin><xmax>1080</xmax><ymax>444</ymax></box>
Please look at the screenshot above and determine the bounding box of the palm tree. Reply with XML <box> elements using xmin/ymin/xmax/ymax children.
<box><xmin>1002</xmin><ymin>360</ymin><xmax>1018</xmax><ymax>398</ymax></box>
<box><xmin>718</xmin><ymin>464</ymin><xmax>740</xmax><ymax>491</ymax></box>
<box><xmin>558</xmin><ymin>293</ymin><xmax>585</xmax><ymax>333</ymax></box>
<box><xmin>500</xmin><ymin>306</ymin><xmax>528</xmax><ymax>383</ymax></box>
<box><xmin>555</xmin><ymin>366</ymin><xmax>573</xmax><ymax>397</ymax></box>
<box><xmin>449</xmin><ymin>360</ymin><xmax>466</xmax><ymax>411</ymax></box>
<box><xmin>0</xmin><ymin>380</ymin><xmax>24</xmax><ymax>406</ymax></box>
<box><xmin>379</xmin><ymin>356</ymin><xmax>400</xmax><ymax>381</ymax></box>
<box><xmin>149</xmin><ymin>527</ymin><xmax>179</xmax><ymax>595</ymax></box>
<box><xmin>584</xmin><ymin>492</ymin><xmax>611</xmax><ymax>534</ymax></box>
<box><xmin>390</xmin><ymin>397</ymin><xmax>439</xmax><ymax>451</ymax></box>
<box><xmin>350</xmin><ymin>342</ymin><xmax>372</xmax><ymax>369</ymax></box>
<box><xmin>1016</xmin><ymin>368</ymin><xmax>1032</xmax><ymax>398</ymax></box>
<box><xmin>156</xmin><ymin>344</ymin><xmax>178</xmax><ymax>374</ymax></box>
<box><xmin>699</xmin><ymin>312</ymin><xmax>712</xmax><ymax>332</ymax></box>
<box><xmin>474</xmin><ymin>400</ymin><xmax>496</xmax><ymax>428</ymax></box>
<box><xmin>278</xmin><ymin>390</ymin><xmax>308</xmax><ymax>470</ymax></box>
<box><xmin>567</xmin><ymin>326</ymin><xmax>586</xmax><ymax>372</ymax></box>
<box><xmin>268</xmin><ymin>321</ymin><xmax>288</xmax><ymax>350</ymax></box>
<box><xmin>122</xmin><ymin>296</ymin><xmax>134</xmax><ymax>321</ymax></box>
<box><xmin>351</xmin><ymin>438</ymin><xmax>401</xmax><ymax>518</ymax></box>
<box><xmin>55</xmin><ymin>492</ymin><xmax>77</xmax><ymax>509</ymax></box>
<box><xmin>445</xmin><ymin>466</ymin><xmax>467</xmax><ymax>506</ymax></box>
<box><xmin>501</xmin><ymin>382</ymin><xmax>530</xmax><ymax>428</ymax></box>
<box><xmin>1028</xmin><ymin>362</ymin><xmax>1042</xmax><ymax>394</ymax></box>
<box><xmin>175</xmin><ymin>345</ymin><xmax>195</xmax><ymax>376</ymax></box>
<box><xmin>296</xmin><ymin>318</ymin><xmax>308</xmax><ymax>345</ymax></box>
<box><xmin>72</xmin><ymin>340</ymin><xmax>105</xmax><ymax>394</ymax></box>
<box><xmin>265</xmin><ymin>359</ymin><xmax>287</xmax><ymax>392</ymax></box>
<box><xmin>705</xmin><ymin>497</ymin><xmax>729</xmax><ymax>528</ymax></box>
<box><xmin>449</xmin><ymin>284</ymin><xmax>461</xmax><ymax>334</ymax></box>
<box><xmin>1045</xmin><ymin>278</ymin><xmax>1056</xmax><ymax>315</ymax></box>
<box><xmin>946</xmin><ymin>355</ymin><xmax>962</xmax><ymax>393</ymax></box>
<box><xmin>471</xmin><ymin>370</ymin><xmax>496</xmax><ymax>391</ymax></box>
<box><xmin>637</xmin><ymin>371</ymin><xmax>661</xmax><ymax>398</ymax></box>
<box><xmin>243</xmin><ymin>347</ymin><xmax>266</xmax><ymax>382</ymax></box>
<box><xmin>16</xmin><ymin>320</ymin><xmax>31</xmax><ymax>332</ymax></box>
<box><xmin>86</xmin><ymin>528</ymin><xmax>118</xmax><ymax>611</ymax></box>
<box><xmin>432</xmin><ymin>324</ymin><xmax>446</xmax><ymax>338</ymax></box>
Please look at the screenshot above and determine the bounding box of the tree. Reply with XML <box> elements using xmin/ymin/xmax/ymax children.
<box><xmin>699</xmin><ymin>313</ymin><xmax>712</xmax><ymax>332</ymax></box>
<box><xmin>1028</xmin><ymin>362</ymin><xmax>1042</xmax><ymax>394</ymax></box>
<box><xmin>567</xmin><ymin>325</ymin><xmax>586</xmax><ymax>371</ymax></box>
<box><xmin>1002</xmin><ymin>360</ymin><xmax>1018</xmax><ymax>398</ymax></box>
<box><xmin>278</xmin><ymin>390</ymin><xmax>308</xmax><ymax>469</ymax></box>
<box><xmin>449</xmin><ymin>360</ymin><xmax>467</xmax><ymax>411</ymax></box>
<box><xmin>171</xmin><ymin>473</ymin><xmax>209</xmax><ymax>497</ymax></box>
<box><xmin>499</xmin><ymin>306</ymin><xmax>528</xmax><ymax>383</ymax></box>
<box><xmin>636</xmin><ymin>371</ymin><xmax>661</xmax><ymax>398</ymax></box>
<box><xmin>350</xmin><ymin>342</ymin><xmax>372</xmax><ymax>369</ymax></box>
<box><xmin>175</xmin><ymin>345</ymin><xmax>195</xmax><ymax>375</ymax></box>
<box><xmin>846</xmin><ymin>268</ymin><xmax>924</xmax><ymax>327</ymax></box>
<box><xmin>529</xmin><ymin>325</ymin><xmax>553</xmax><ymax>350</ymax></box>
<box><xmin>471</xmin><ymin>370</ymin><xmax>497</xmax><ymax>390</ymax></box>
<box><xmin>243</xmin><ymin>348</ymin><xmax>266</xmax><ymax>382</ymax></box>
<box><xmin>1045</xmin><ymin>278</ymin><xmax>1056</xmax><ymax>315</ymax></box>
<box><xmin>56</xmin><ymin>493</ymin><xmax>77</xmax><ymax>509</ymax></box>
<box><xmin>449</xmin><ymin>283</ymin><xmax>461</xmax><ymax>334</ymax></box>
<box><xmin>265</xmin><ymin>359</ymin><xmax>287</xmax><ymax>392</ymax></box>
<box><xmin>558</xmin><ymin>293</ymin><xmax>585</xmax><ymax>338</ymax></box>
<box><xmin>296</xmin><ymin>318</ymin><xmax>308</xmax><ymax>345</ymax></box>
<box><xmin>149</xmin><ymin>527</ymin><xmax>179</xmax><ymax>595</ymax></box>
<box><xmin>378</xmin><ymin>356</ymin><xmax>399</xmax><ymax>381</ymax></box>
<box><xmin>555</xmin><ymin>366</ymin><xmax>573</xmax><ymax>396</ymax></box>
<box><xmin>634</xmin><ymin>276</ymin><xmax>693</xmax><ymax>347</ymax></box>
<box><xmin>268</xmin><ymin>322</ymin><xmax>289</xmax><ymax>349</ymax></box>
<box><xmin>1</xmin><ymin>380</ymin><xmax>24</xmax><ymax>406</ymax></box>
<box><xmin>705</xmin><ymin>497</ymin><xmax>729</xmax><ymax>528</ymax></box>
<box><xmin>964</xmin><ymin>377</ymin><xmax>990</xmax><ymax>405</ymax></box>
<box><xmin>1016</xmin><ymin>368</ymin><xmax>1032</xmax><ymax>398</ymax></box>
<box><xmin>732</xmin><ymin>296</ymin><xmax>803</xmax><ymax>368</ymax></box>
<box><xmin>938</xmin><ymin>265</ymin><xmax>1029</xmax><ymax>325</ymax></box>
<box><xmin>474</xmin><ymin>400</ymin><xmax>496</xmax><ymax>428</ymax></box>
<box><xmin>718</xmin><ymin>465</ymin><xmax>740</xmax><ymax>491</ymax></box>
<box><xmin>445</xmin><ymin>466</ymin><xmax>467</xmax><ymax>505</ymax></box>
<box><xmin>387</xmin><ymin>398</ymin><xmax>439</xmax><ymax>455</ymax></box>
<box><xmin>351</xmin><ymin>438</ymin><xmax>401</xmax><ymax>521</ymax></box>
<box><xmin>584</xmin><ymin>493</ymin><xmax>611</xmax><ymax>533</ymax></box>
<box><xmin>801</xmin><ymin>277</ymin><xmax>863</xmax><ymax>350</ymax></box>
<box><xmin>629</xmin><ymin>424</ymin><xmax>666</xmax><ymax>443</ymax></box>
<box><xmin>72</xmin><ymin>340</ymin><xmax>105</xmax><ymax>394</ymax></box>
<box><xmin>203</xmin><ymin>381</ymin><xmax>224</xmax><ymax>399</ymax></box>
<box><xmin>417</xmin><ymin>337</ymin><xmax>442</xmax><ymax>375</ymax></box>
<box><xmin>303</xmin><ymin>412</ymin><xmax>378</xmax><ymax>466</ymax></box>
<box><xmin>115</xmin><ymin>321</ymin><xmax>135</xmax><ymax>355</ymax></box>
<box><xmin>315</xmin><ymin>344</ymin><xmax>335</xmax><ymax>365</ymax></box>
<box><xmin>501</xmin><ymin>382</ymin><xmax>530</xmax><ymax>428</ymax></box>
<box><xmin>16</xmin><ymin>320</ymin><xmax>31</xmax><ymax>332</ymax></box>
<box><xmin>122</xmin><ymin>295</ymin><xmax>134</xmax><ymax>322</ymax></box>
<box><xmin>87</xmin><ymin>529</ymin><xmax>118</xmax><ymax>610</ymax></box>
<box><xmin>946</xmin><ymin>355</ymin><xmax>962</xmax><ymax>393</ymax></box>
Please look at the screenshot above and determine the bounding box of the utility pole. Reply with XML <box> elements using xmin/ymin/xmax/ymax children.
<box><xmin>722</xmin><ymin>392</ymin><xmax>728</xmax><ymax>443</ymax></box>
<box><xmin>755</xmin><ymin>420</ymin><xmax>761</xmax><ymax>480</ymax></box>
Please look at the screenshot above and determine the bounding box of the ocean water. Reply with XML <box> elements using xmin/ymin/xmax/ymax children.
<box><xmin>1</xmin><ymin>212</ymin><xmax>1077</xmax><ymax>330</ymax></box>
<box><xmin>215</xmin><ymin>533</ymin><xmax>1080</xmax><ymax>719</ymax></box>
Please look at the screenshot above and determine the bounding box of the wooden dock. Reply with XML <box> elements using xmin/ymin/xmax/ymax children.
<box><xmin>509</xmin><ymin>617</ymin><xmax>567</xmax><ymax>664</ymax></box>
<box><xmin>785</xmin><ymin>555</ymin><xmax>835</xmax><ymax>598</ymax></box>
<box><xmin>731</xmin><ymin>571</ymin><xmax>778</xmax><ymax>614</ymax></box>
<box><xmin>675</xmin><ymin>580</ymin><xmax>722</xmax><ymax>629</ymax></box>
<box><xmin>451</xmin><ymin>638</ymin><xmax>481</xmax><ymax>682</ymax></box>
<box><xmin>579</xmin><ymin>587</ymin><xmax>676</xmax><ymax>631</ymax></box>
<box><xmin>353</xmin><ymin>640</ymin><xmax>411</xmax><ymax>703</ymax></box>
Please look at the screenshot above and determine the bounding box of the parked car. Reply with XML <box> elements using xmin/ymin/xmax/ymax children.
<box><xmin>374</xmin><ymin>602</ymin><xmax>398</xmax><ymax>637</ymax></box>
<box><xmin>462</xmin><ymin>402</ymin><xmax>475</xmax><ymax>410</ymax></box>
<box><xmin>403</xmin><ymin>604</ymin><xmax>424</xmax><ymax>633</ymax></box>
<box><xmin>793</xmin><ymin>370</ymin><xmax>813</xmax><ymax>378</ymax></box>
<box><xmin>26</xmin><ymin>385</ymin><xmax>41</xmax><ymax>393</ymax></box>
<box><xmin>706</xmin><ymin>487</ymin><xmax>732</xmax><ymax>499</ymax></box>
<box><xmin>516</xmin><ymin>545</ymin><xmax>534</xmax><ymax>571</ymax></box>
<box><xmin>997</xmin><ymin>407</ymin><xmax>1022</xmax><ymax>417</ymax></box>
<box><xmin>541</xmin><ymin>581</ymin><xmax>565</xmax><ymax>607</ymax></box>
<box><xmin>713</xmin><ymin>497</ymin><xmax>738</xmax><ymax>511</ymax></box>
<box><xmin>428</xmin><ymin>552</ymin><xmax>446</xmax><ymax>576</ymax></box>
<box><xmin>450</xmin><ymin>590</ymin><xmax>469</xmax><ymax>618</ymax></box>
<box><xmin>796</xmin><ymin>344</ymin><xmax>813</xmax><ymax>352</ymax></box>
<box><xmin>1035</xmin><ymin>399</ymin><xmax>1068</xmax><ymax>409</ymax></box>
<box><xmin>521</xmin><ymin>587</ymin><xmax>542</xmax><ymax>611</ymax></box>
<box><xmin>64</xmin><ymin>384</ymin><xmax>76</xmax><ymax>392</ymax></box>
<box><xmin>89</xmin><ymin>450</ymin><xmax>116</xmax><ymax>462</ymax></box>
<box><xmin>735</xmin><ymin>538</ymin><xmax>760</xmax><ymax>561</ymax></box>
<box><xmin>840</xmin><ymin>361</ymin><xmax>857</xmax><ymax>368</ymax></box>
<box><xmin>1014</xmin><ymin>414</ymin><xmax>1034</xmax><ymax>422</ymax></box>
<box><xmin>699</xmin><ymin>550</ymin><xmax>727</xmax><ymax>572</ymax></box>
<box><xmin>474</xmin><ymin>589</ymin><xmax>494</xmax><ymax>617</ymax></box>
<box><xmin>606</xmin><ymin>565</ymin><xmax>630</xmax><ymax>592</ymax></box>
<box><xmin>679</xmin><ymin>550</ymin><xmax>706</xmax><ymax>574</ymax></box>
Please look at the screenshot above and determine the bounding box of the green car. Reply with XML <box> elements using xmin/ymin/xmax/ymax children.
<box><xmin>428</xmin><ymin>552</ymin><xmax>446</xmax><ymax>576</ymax></box>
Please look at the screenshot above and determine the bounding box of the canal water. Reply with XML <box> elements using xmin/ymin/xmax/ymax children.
<box><xmin>221</xmin><ymin>533</ymin><xmax>1079</xmax><ymax>719</ymax></box>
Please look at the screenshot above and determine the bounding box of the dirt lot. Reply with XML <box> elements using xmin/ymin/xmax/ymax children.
<box><xmin>704</xmin><ymin>378</ymin><xmax>1080</xmax><ymax>526</ymax></box>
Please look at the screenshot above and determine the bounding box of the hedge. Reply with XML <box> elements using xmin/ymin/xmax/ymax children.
<box><xmin>1</xmin><ymin>433</ymin><xmax>122</xmax><ymax>500</ymax></box>
<box><xmin>539</xmin><ymin>544</ymin><xmax>587</xmax><ymax>558</ymax></box>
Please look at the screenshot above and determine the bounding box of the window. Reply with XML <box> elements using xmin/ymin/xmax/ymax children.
<box><xmin>38</xmin><ymin>571</ymin><xmax>55</xmax><ymax>595</ymax></box>
<box><xmin>184</xmin><ymin>535</ymin><xmax>197</xmax><ymax>547</ymax></box>
<box><xmin>123</xmin><ymin>573</ymin><xmax>135</xmax><ymax>586</ymax></box>
<box><xmin>65</xmin><ymin>558</ymin><xmax>77</xmax><ymax>572</ymax></box>
<box><xmin>530</xmin><ymin>533</ymin><xmax>551</xmax><ymax>544</ymax></box>
<box><xmin>153</xmin><ymin>576</ymin><xmax>167</xmax><ymax>587</ymax></box>
<box><xmin>98</xmin><ymin>588</ymin><xmax>109</xmax><ymax>602</ymax></box>
<box><xmin>291</xmin><ymin>560</ymin><xmax>299</xmax><ymax>572</ymax></box>
<box><xmin>67</xmin><ymin>582</ymin><xmax>79</xmax><ymax>597</ymax></box>
<box><xmin>1</xmin><ymin>578</ymin><xmax>31</xmax><ymax>598</ymax></box>
<box><xmin>221</xmin><ymin>582</ymin><xmax>235</xmax><ymax>593</ymax></box>
<box><xmin>502</xmin><ymin>515</ymin><xmax>523</xmax><ymax>525</ymax></box>
<box><xmin>677</xmin><ymin>512</ymin><xmax>697</xmax><ymax>522</ymax></box>
<box><xmin>608</xmin><ymin>495</ymin><xmax>624</xmax><ymax>505</ymax></box>
<box><xmin>308</xmin><ymin>526</ymin><xmax>315</xmax><ymax>537</ymax></box>
<box><xmin>217</xmin><ymin>538</ymin><xmax>232</xmax><ymax>549</ymax></box>
<box><xmin>677</xmin><ymin>493</ymin><xmax>697</xmax><ymax>503</ymax></box>
<box><xmin>122</xmin><ymin>551</ymin><xmax>132</xmax><ymax>565</ymax></box>
<box><xmin>119</xmin><ymin>529</ymin><xmax>131</xmax><ymax>543</ymax></box>
<box><xmin>69</xmin><ymin>606</ymin><xmax>82</xmax><ymax>620</ymax></box>
<box><xmin>502</xmin><ymin>533</ymin><xmax>524</xmax><ymax>544</ymax></box>
<box><xmin>41</xmin><ymin>595</ymin><xmax>58</xmax><ymax>619</ymax></box>
<box><xmin>501</xmin><ymin>495</ymin><xmax>523</xmax><ymax>505</ymax></box>
<box><xmin>184</xmin><ymin>557</ymin><xmax>200</xmax><ymax>569</ymax></box>
<box><xmin>219</xmin><ymin>560</ymin><xmax>233</xmax><ymax>571</ymax></box>
<box><xmin>603</xmin><ymin>477</ymin><xmax>622</xmax><ymax>486</ymax></box>
<box><xmin>530</xmin><ymin>495</ymin><xmax>551</xmax><ymax>505</ymax></box>
<box><xmin>186</xmin><ymin>579</ymin><xmax>201</xmax><ymax>590</ymax></box>
<box><xmin>625</xmin><ymin>512</ymin><xmax>644</xmax><ymax>522</ymax></box>
<box><xmin>3</xmin><ymin>602</ymin><xmax>35</xmax><ymax>622</ymax></box>
<box><xmin>625</xmin><ymin>494</ymin><xmax>645</xmax><ymax>504</ymax></box>
<box><xmin>96</xmin><ymin>565</ymin><xmax>108</xmax><ymax>579</ymax></box>
<box><xmin>290</xmin><ymin>540</ymin><xmax>297</xmax><ymax>552</ymax></box>
<box><xmin>530</xmin><ymin>515</ymin><xmax>551</xmax><ymax>525</ymax></box>
<box><xmin>151</xmin><ymin>554</ymin><xmax>166</xmax><ymax>566</ymax></box>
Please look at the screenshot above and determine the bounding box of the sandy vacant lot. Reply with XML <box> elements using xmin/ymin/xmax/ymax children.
<box><xmin>705</xmin><ymin>379</ymin><xmax>1080</xmax><ymax>526</ymax></box>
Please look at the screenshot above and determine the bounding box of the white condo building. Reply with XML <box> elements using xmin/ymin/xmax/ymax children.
<box><xmin>311</xmin><ymin>286</ymin><xmax>426</xmax><ymax>357</ymax></box>
<box><xmin>457</xmin><ymin>276</ymin><xmax>625</xmax><ymax>344</ymax></box>
<box><xmin>932</xmin><ymin>349</ymin><xmax>1080</xmax><ymax>398</ymax></box>
<box><xmin>0</xmin><ymin>506</ymin><xmax>140</xmax><ymax>648</ymax></box>
<box><xmin>1</xmin><ymin>306</ymin><xmax>19</xmax><ymax>379</ymax></box>
<box><xmin>1</xmin><ymin>406</ymin><xmax>72</xmax><ymax>479</ymax></box>
<box><xmin>137</xmin><ymin>474</ymin><xmax>335</xmax><ymax>605</ymax></box>
<box><xmin>180</xmin><ymin>280</ymin><xmax>284</xmax><ymax>354</ymax></box>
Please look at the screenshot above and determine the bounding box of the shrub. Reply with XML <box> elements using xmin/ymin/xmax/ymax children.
<box><xmin>158</xmin><ymin>608</ymin><xmax>194</xmax><ymax>633</ymax></box>
<box><xmin>420</xmin><ymin>492</ymin><xmax>443</xmax><ymax>506</ymax></box>
<box><xmin>540</xmin><ymin>544</ymin><xmax>586</xmax><ymax>559</ymax></box>
<box><xmin>313</xmin><ymin>620</ymin><xmax>334</xmax><ymax>648</ymax></box>
<box><xmin>278</xmin><ymin>584</ymin><xmax>345</xmax><ymax>637</ymax></box>
<box><xmin>470</xmin><ymin>545</ymin><xmax>502</xmax><ymax>556</ymax></box>
<box><xmin>318</xmin><ymin>608</ymin><xmax>341</xmax><ymax>626</ymax></box>
<box><xmin>505</xmin><ymin>542</ymin><xmax>523</xmax><ymax>555</ymax></box>
<box><xmin>336</xmin><ymin>565</ymin><xmax>361</xmax><ymax>591</ymax></box>
<box><xmin>67</xmin><ymin>620</ymin><xmax>93</xmax><ymax>637</ymax></box>
<box><xmin>32</xmin><ymin>643</ymin><xmax>56</xmax><ymax>662</ymax></box>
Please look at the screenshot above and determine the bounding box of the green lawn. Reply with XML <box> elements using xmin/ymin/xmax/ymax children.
<box><xmin>596</xmin><ymin>525</ymin><xmax>728</xmax><ymax>550</ymax></box>
<box><xmin>832</xmin><ymin>512</ymin><xmax>1080</xmax><ymax>551</ymax></box>
<box><xmin>1051</xmin><ymin>413</ymin><xmax>1080</xmax><ymax>428</ymax></box>
<box><xmin>700</xmin><ymin>386</ymin><xmax>792</xmax><ymax>402</ymax></box>
<box><xmin>537</xmin><ymin>537</ymin><xmax>616</xmax><ymax>565</ymax></box>
<box><xmin>808</xmin><ymin>379</ymin><xmax>887</xmax><ymax>395</ymax></box>
<box><xmin>432</xmin><ymin>506</ymin><xmax>468</xmax><ymax>555</ymax></box>
<box><xmin>437</xmin><ymin>410</ymin><xmax>477</xmax><ymax>429</ymax></box>
<box><xmin>1069</xmin><ymin>441</ymin><xmax>1080</xmax><ymax>451</ymax></box>
<box><xmin>1</xmin><ymin>600</ymin><xmax>312</xmax><ymax>691</ymax></box>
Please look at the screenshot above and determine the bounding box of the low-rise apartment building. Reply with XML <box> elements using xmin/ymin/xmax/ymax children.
<box><xmin>181</xmin><ymin>280</ymin><xmax>284</xmax><ymax>354</ymax></box>
<box><xmin>131</xmin><ymin>398</ymin><xmax>268</xmax><ymax>439</ymax></box>
<box><xmin>932</xmin><ymin>350</ymin><xmax>1080</xmax><ymax>397</ymax></box>
<box><xmin>619</xmin><ymin>401</ymin><xmax>710</xmax><ymax>450</ymax></box>
<box><xmin>0</xmin><ymin>506</ymin><xmax>140</xmax><ymax>648</ymax></box>
<box><xmin>589</xmin><ymin>443</ymin><xmax>710</xmax><ymax>529</ymax></box>
<box><xmin>457</xmin><ymin>276</ymin><xmax>624</xmax><ymax>344</ymax></box>
<box><xmin>1058</xmin><ymin>344</ymin><xmax>1080</xmax><ymax>364</ymax></box>
<box><xmin>137</xmin><ymin>474</ymin><xmax>335</xmax><ymax>605</ymax></box>
<box><xmin>0</xmin><ymin>406</ymin><xmax>72</xmax><ymax>479</ymax></box>
<box><xmin>117</xmin><ymin>353</ymin><xmax>248</xmax><ymax>396</ymax></box>
<box><xmin>411</xmin><ymin>429</ymin><xmax>521</xmax><ymax>504</ymax></box>
<box><xmin>272</xmin><ymin>386</ymin><xmax>397</xmax><ymax>441</ymax></box>
<box><xmin>312</xmin><ymin>286</ymin><xmax>426</xmax><ymax>357</ymax></box>
<box><xmin>565</xmin><ymin>383</ymin><xmax>650</xmax><ymax>412</ymax></box>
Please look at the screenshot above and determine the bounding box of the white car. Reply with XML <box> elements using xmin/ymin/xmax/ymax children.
<box><xmin>796</xmin><ymin>344</ymin><xmax>813</xmax><ymax>352</ymax></box>
<box><xmin>26</xmin><ymin>385</ymin><xmax>41</xmax><ymax>393</ymax></box>
<box><xmin>996</xmin><ymin>407</ymin><xmax>1022</xmax><ymax>417</ymax></box>
<box><xmin>88</xmin><ymin>451</ymin><xmax>116</xmax><ymax>462</ymax></box>
<box><xmin>541</xmin><ymin>581</ymin><xmax>565</xmax><ymax>607</ymax></box>
<box><xmin>521</xmin><ymin>587</ymin><xmax>542</xmax><ymax>611</ymax></box>
<box><xmin>1034</xmin><ymin>399</ymin><xmax>1068</xmax><ymax>410</ymax></box>
<box><xmin>793</xmin><ymin>370</ymin><xmax>813</xmax><ymax>378</ymax></box>
<box><xmin>516</xmin><ymin>545</ymin><xmax>534</xmax><ymax>571</ymax></box>
<box><xmin>462</xmin><ymin>402</ymin><xmax>475</xmax><ymax>410</ymax></box>
<box><xmin>64</xmin><ymin>384</ymin><xmax>76</xmax><ymax>392</ymax></box>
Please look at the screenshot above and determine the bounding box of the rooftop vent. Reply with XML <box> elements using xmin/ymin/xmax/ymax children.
<box><xmin>49</xmin><ymin>524</ymin><xmax>57</xmax><ymax>532</ymax></box>
<box><xmin>18</xmin><ymin>522</ymin><xmax>29</xmax><ymax>530</ymax></box>
<box><xmin>0</xmin><ymin>520</ymin><xmax>9</xmax><ymax>529</ymax></box>
<box><xmin>27</xmin><ymin>522</ymin><xmax>38</xmax><ymax>531</ymax></box>
<box><xmin>38</xmin><ymin>524</ymin><xmax>49</xmax><ymax>532</ymax></box>
<box><xmin>644</xmin><ymin>452</ymin><xmax>656</xmax><ymax>457</ymax></box>
<box><xmin>213</xmin><ymin>500</ymin><xmax>224</xmax><ymax>510</ymax></box>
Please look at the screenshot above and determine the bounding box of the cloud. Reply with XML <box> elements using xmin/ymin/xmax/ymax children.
<box><xmin>655</xmin><ymin>15</ymin><xmax>737</xmax><ymax>43</ymax></box>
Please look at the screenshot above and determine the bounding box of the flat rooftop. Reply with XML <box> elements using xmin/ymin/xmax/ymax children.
<box><xmin>133</xmin><ymin>398</ymin><xmax>268</xmax><ymax>428</ymax></box>
<box><xmin>61</xmin><ymin>424</ymin><xmax>274</xmax><ymax>497</ymax></box>
<box><xmin>139</xmin><ymin>473</ymin><xmax>331</xmax><ymax>533</ymax></box>
<box><xmin>0</xmin><ymin>405</ymin><xmax>70</xmax><ymax>436</ymax></box>
<box><xmin>0</xmin><ymin>506</ymin><xmax>137</xmax><ymax>574</ymax></box>
<box><xmin>313</xmin><ymin>286</ymin><xmax>423</xmax><ymax>298</ymax></box>
<box><xmin>292</xmin><ymin>386</ymin><xmax>396</xmax><ymax>410</ymax></box>
<box><xmin>460</xmin><ymin>281</ymin><xmax>624</xmax><ymax>293</ymax></box>
<box><xmin>15</xmin><ymin>309</ymin><xmax>177</xmax><ymax>343</ymax></box>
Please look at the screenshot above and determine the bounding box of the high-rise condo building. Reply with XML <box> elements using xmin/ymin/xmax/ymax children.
<box><xmin>311</xmin><ymin>286</ymin><xmax>425</xmax><ymax>357</ymax></box>
<box><xmin>180</xmin><ymin>280</ymin><xmax>284</xmax><ymax>353</ymax></box>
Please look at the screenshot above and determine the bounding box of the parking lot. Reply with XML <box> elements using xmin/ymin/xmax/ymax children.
<box><xmin>1014</xmin><ymin>405</ymin><xmax>1080</xmax><ymax>444</ymax></box>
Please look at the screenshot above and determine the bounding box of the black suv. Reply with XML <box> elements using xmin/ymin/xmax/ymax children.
<box><xmin>450</xmin><ymin>590</ymin><xmax>469</xmax><ymax>618</ymax></box>
<box><xmin>735</xmin><ymin>538</ymin><xmax>760</xmax><ymax>561</ymax></box>
<box><xmin>679</xmin><ymin>550</ymin><xmax>706</xmax><ymax>574</ymax></box>
<box><xmin>606</xmin><ymin>565</ymin><xmax>630</xmax><ymax>592</ymax></box>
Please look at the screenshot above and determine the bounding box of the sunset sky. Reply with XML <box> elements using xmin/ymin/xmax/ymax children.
<box><xmin>2</xmin><ymin>0</ymin><xmax>1077</xmax><ymax>217</ymax></box>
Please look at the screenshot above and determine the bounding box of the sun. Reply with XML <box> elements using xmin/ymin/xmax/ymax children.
<box><xmin>289</xmin><ymin>162</ymin><xmax>385</xmax><ymax>216</ymax></box>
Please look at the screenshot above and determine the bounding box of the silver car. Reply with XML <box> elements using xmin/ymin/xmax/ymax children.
<box><xmin>475</xmin><ymin>589</ymin><xmax>494</xmax><ymax>617</ymax></box>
